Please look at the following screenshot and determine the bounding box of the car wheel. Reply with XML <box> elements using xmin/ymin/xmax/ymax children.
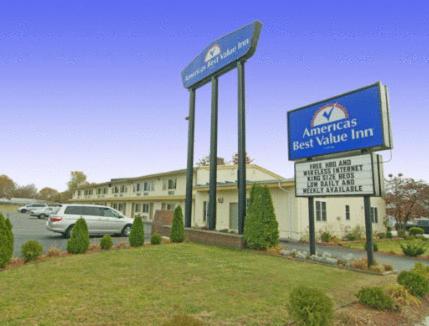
<box><xmin>64</xmin><ymin>225</ymin><xmax>74</xmax><ymax>239</ymax></box>
<box><xmin>39</xmin><ymin>214</ymin><xmax>48</xmax><ymax>219</ymax></box>
<box><xmin>121</xmin><ymin>225</ymin><xmax>132</xmax><ymax>237</ymax></box>
<box><xmin>21</xmin><ymin>209</ymin><xmax>27</xmax><ymax>213</ymax></box>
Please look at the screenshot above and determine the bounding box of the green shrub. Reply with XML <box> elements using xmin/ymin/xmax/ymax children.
<box><xmin>412</xmin><ymin>262</ymin><xmax>429</xmax><ymax>280</ymax></box>
<box><xmin>408</xmin><ymin>227</ymin><xmax>424</xmax><ymax>236</ymax></box>
<box><xmin>288</xmin><ymin>286</ymin><xmax>333</xmax><ymax>326</ymax></box>
<box><xmin>397</xmin><ymin>271</ymin><xmax>429</xmax><ymax>297</ymax></box>
<box><xmin>129</xmin><ymin>216</ymin><xmax>145</xmax><ymax>247</ymax></box>
<box><xmin>400</xmin><ymin>240</ymin><xmax>427</xmax><ymax>257</ymax></box>
<box><xmin>386</xmin><ymin>230</ymin><xmax>393</xmax><ymax>239</ymax></box>
<box><xmin>398</xmin><ymin>229</ymin><xmax>406</xmax><ymax>238</ymax></box>
<box><xmin>244</xmin><ymin>185</ymin><xmax>279</xmax><ymax>249</ymax></box>
<box><xmin>356</xmin><ymin>287</ymin><xmax>394</xmax><ymax>311</ymax></box>
<box><xmin>67</xmin><ymin>218</ymin><xmax>90</xmax><ymax>254</ymax></box>
<box><xmin>21</xmin><ymin>240</ymin><xmax>43</xmax><ymax>262</ymax></box>
<box><xmin>170</xmin><ymin>206</ymin><xmax>185</xmax><ymax>243</ymax></box>
<box><xmin>100</xmin><ymin>235</ymin><xmax>113</xmax><ymax>250</ymax></box>
<box><xmin>320</xmin><ymin>231</ymin><xmax>332</xmax><ymax>243</ymax></box>
<box><xmin>364</xmin><ymin>242</ymin><xmax>378</xmax><ymax>252</ymax></box>
<box><xmin>377</xmin><ymin>232</ymin><xmax>386</xmax><ymax>239</ymax></box>
<box><xmin>151</xmin><ymin>233</ymin><xmax>162</xmax><ymax>245</ymax></box>
<box><xmin>0</xmin><ymin>214</ymin><xmax>14</xmax><ymax>268</ymax></box>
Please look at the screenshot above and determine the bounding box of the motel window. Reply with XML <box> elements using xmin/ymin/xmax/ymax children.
<box><xmin>163</xmin><ymin>178</ymin><xmax>177</xmax><ymax>190</ymax></box>
<box><xmin>103</xmin><ymin>187</ymin><xmax>108</xmax><ymax>194</ymax></box>
<box><xmin>134</xmin><ymin>183</ymin><xmax>141</xmax><ymax>192</ymax></box>
<box><xmin>162</xmin><ymin>203</ymin><xmax>175</xmax><ymax>211</ymax></box>
<box><xmin>120</xmin><ymin>185</ymin><xmax>127</xmax><ymax>193</ymax></box>
<box><xmin>135</xmin><ymin>203</ymin><xmax>141</xmax><ymax>213</ymax></box>
<box><xmin>345</xmin><ymin>205</ymin><xmax>350</xmax><ymax>221</ymax></box>
<box><xmin>203</xmin><ymin>201</ymin><xmax>208</xmax><ymax>222</ymax></box>
<box><xmin>77</xmin><ymin>190</ymin><xmax>81</xmax><ymax>196</ymax></box>
<box><xmin>315</xmin><ymin>201</ymin><xmax>327</xmax><ymax>222</ymax></box>
<box><xmin>113</xmin><ymin>186</ymin><xmax>119</xmax><ymax>194</ymax></box>
<box><xmin>371</xmin><ymin>207</ymin><xmax>378</xmax><ymax>223</ymax></box>
<box><xmin>143</xmin><ymin>203</ymin><xmax>149</xmax><ymax>213</ymax></box>
<box><xmin>144</xmin><ymin>181</ymin><xmax>154</xmax><ymax>191</ymax></box>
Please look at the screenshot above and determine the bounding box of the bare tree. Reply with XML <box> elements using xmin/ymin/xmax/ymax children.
<box><xmin>13</xmin><ymin>184</ymin><xmax>38</xmax><ymax>198</ymax></box>
<box><xmin>232</xmin><ymin>152</ymin><xmax>254</xmax><ymax>165</ymax></box>
<box><xmin>0</xmin><ymin>175</ymin><xmax>16</xmax><ymax>199</ymax></box>
<box><xmin>39</xmin><ymin>187</ymin><xmax>60</xmax><ymax>202</ymax></box>
<box><xmin>196</xmin><ymin>156</ymin><xmax>225</xmax><ymax>166</ymax></box>
<box><xmin>384</xmin><ymin>174</ymin><xmax>429</xmax><ymax>230</ymax></box>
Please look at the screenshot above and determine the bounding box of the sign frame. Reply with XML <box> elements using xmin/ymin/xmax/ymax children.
<box><xmin>294</xmin><ymin>152</ymin><xmax>384</xmax><ymax>198</ymax></box>
<box><xmin>181</xmin><ymin>21</ymin><xmax>262</xmax><ymax>89</ymax></box>
<box><xmin>287</xmin><ymin>82</ymin><xmax>392</xmax><ymax>161</ymax></box>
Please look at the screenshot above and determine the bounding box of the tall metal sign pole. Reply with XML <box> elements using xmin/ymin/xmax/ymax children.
<box><xmin>184</xmin><ymin>89</ymin><xmax>195</xmax><ymax>228</ymax></box>
<box><xmin>208</xmin><ymin>76</ymin><xmax>218</xmax><ymax>230</ymax></box>
<box><xmin>288</xmin><ymin>82</ymin><xmax>392</xmax><ymax>265</ymax></box>
<box><xmin>237</xmin><ymin>60</ymin><xmax>246</xmax><ymax>234</ymax></box>
<box><xmin>181</xmin><ymin>22</ymin><xmax>262</xmax><ymax>233</ymax></box>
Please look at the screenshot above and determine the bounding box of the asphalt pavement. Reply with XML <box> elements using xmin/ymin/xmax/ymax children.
<box><xmin>4</xmin><ymin>212</ymin><xmax>152</xmax><ymax>257</ymax></box>
<box><xmin>281</xmin><ymin>240</ymin><xmax>429</xmax><ymax>272</ymax></box>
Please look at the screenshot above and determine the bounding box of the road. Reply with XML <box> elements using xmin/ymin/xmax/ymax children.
<box><xmin>4</xmin><ymin>212</ymin><xmax>152</xmax><ymax>257</ymax></box>
<box><xmin>281</xmin><ymin>240</ymin><xmax>429</xmax><ymax>272</ymax></box>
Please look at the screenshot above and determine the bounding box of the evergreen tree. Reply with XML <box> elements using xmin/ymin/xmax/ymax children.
<box><xmin>171</xmin><ymin>206</ymin><xmax>185</xmax><ymax>243</ymax></box>
<box><xmin>244</xmin><ymin>185</ymin><xmax>279</xmax><ymax>249</ymax></box>
<box><xmin>0</xmin><ymin>214</ymin><xmax>14</xmax><ymax>268</ymax></box>
<box><xmin>67</xmin><ymin>218</ymin><xmax>90</xmax><ymax>254</ymax></box>
<box><xmin>129</xmin><ymin>216</ymin><xmax>145</xmax><ymax>247</ymax></box>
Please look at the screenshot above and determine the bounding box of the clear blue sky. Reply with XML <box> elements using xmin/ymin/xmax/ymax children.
<box><xmin>2</xmin><ymin>1</ymin><xmax>428</xmax><ymax>191</ymax></box>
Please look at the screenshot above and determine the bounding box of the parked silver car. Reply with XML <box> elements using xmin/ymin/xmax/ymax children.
<box><xmin>46</xmin><ymin>204</ymin><xmax>134</xmax><ymax>238</ymax></box>
<box><xmin>17</xmin><ymin>203</ymin><xmax>47</xmax><ymax>213</ymax></box>
<box><xmin>31</xmin><ymin>206</ymin><xmax>61</xmax><ymax>219</ymax></box>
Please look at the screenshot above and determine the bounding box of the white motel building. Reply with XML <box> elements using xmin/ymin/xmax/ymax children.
<box><xmin>72</xmin><ymin>164</ymin><xmax>385</xmax><ymax>240</ymax></box>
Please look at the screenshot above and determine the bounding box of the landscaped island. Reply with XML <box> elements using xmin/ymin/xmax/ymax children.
<box><xmin>1</xmin><ymin>243</ymin><xmax>428</xmax><ymax>325</ymax></box>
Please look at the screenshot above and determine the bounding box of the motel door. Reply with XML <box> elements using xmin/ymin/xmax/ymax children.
<box><xmin>229</xmin><ymin>203</ymin><xmax>238</xmax><ymax>231</ymax></box>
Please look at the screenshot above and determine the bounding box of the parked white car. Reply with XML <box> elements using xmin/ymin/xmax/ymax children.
<box><xmin>31</xmin><ymin>206</ymin><xmax>61</xmax><ymax>219</ymax></box>
<box><xmin>46</xmin><ymin>204</ymin><xmax>134</xmax><ymax>238</ymax></box>
<box><xmin>17</xmin><ymin>203</ymin><xmax>47</xmax><ymax>213</ymax></box>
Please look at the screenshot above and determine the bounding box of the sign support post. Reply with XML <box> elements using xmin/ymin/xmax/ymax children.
<box><xmin>237</xmin><ymin>60</ymin><xmax>246</xmax><ymax>234</ymax></box>
<box><xmin>364</xmin><ymin>195</ymin><xmax>375</xmax><ymax>266</ymax></box>
<box><xmin>184</xmin><ymin>88</ymin><xmax>196</xmax><ymax>228</ymax></box>
<box><xmin>208</xmin><ymin>76</ymin><xmax>218</xmax><ymax>230</ymax></box>
<box><xmin>308</xmin><ymin>196</ymin><xmax>316</xmax><ymax>255</ymax></box>
<box><xmin>181</xmin><ymin>21</ymin><xmax>261</xmax><ymax>232</ymax></box>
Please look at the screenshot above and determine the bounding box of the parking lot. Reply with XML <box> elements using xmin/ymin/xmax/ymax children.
<box><xmin>5</xmin><ymin>212</ymin><xmax>152</xmax><ymax>257</ymax></box>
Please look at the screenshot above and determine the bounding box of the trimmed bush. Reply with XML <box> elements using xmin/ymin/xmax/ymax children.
<box><xmin>409</xmin><ymin>227</ymin><xmax>424</xmax><ymax>236</ymax></box>
<box><xmin>244</xmin><ymin>185</ymin><xmax>279</xmax><ymax>249</ymax></box>
<box><xmin>386</xmin><ymin>230</ymin><xmax>393</xmax><ymax>239</ymax></box>
<box><xmin>397</xmin><ymin>271</ymin><xmax>429</xmax><ymax>297</ymax></box>
<box><xmin>67</xmin><ymin>218</ymin><xmax>90</xmax><ymax>254</ymax></box>
<box><xmin>129</xmin><ymin>216</ymin><xmax>145</xmax><ymax>247</ymax></box>
<box><xmin>21</xmin><ymin>240</ymin><xmax>43</xmax><ymax>262</ymax></box>
<box><xmin>356</xmin><ymin>287</ymin><xmax>394</xmax><ymax>311</ymax></box>
<box><xmin>385</xmin><ymin>284</ymin><xmax>421</xmax><ymax>309</ymax></box>
<box><xmin>320</xmin><ymin>231</ymin><xmax>332</xmax><ymax>243</ymax></box>
<box><xmin>412</xmin><ymin>262</ymin><xmax>429</xmax><ymax>280</ymax></box>
<box><xmin>400</xmin><ymin>240</ymin><xmax>427</xmax><ymax>257</ymax></box>
<box><xmin>151</xmin><ymin>233</ymin><xmax>162</xmax><ymax>245</ymax></box>
<box><xmin>288</xmin><ymin>286</ymin><xmax>333</xmax><ymax>326</ymax></box>
<box><xmin>364</xmin><ymin>242</ymin><xmax>379</xmax><ymax>252</ymax></box>
<box><xmin>0</xmin><ymin>214</ymin><xmax>14</xmax><ymax>268</ymax></box>
<box><xmin>100</xmin><ymin>235</ymin><xmax>113</xmax><ymax>250</ymax></box>
<box><xmin>170</xmin><ymin>206</ymin><xmax>185</xmax><ymax>243</ymax></box>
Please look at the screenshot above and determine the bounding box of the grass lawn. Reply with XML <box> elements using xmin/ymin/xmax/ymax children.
<box><xmin>0</xmin><ymin>243</ymin><xmax>395</xmax><ymax>325</ymax></box>
<box><xmin>0</xmin><ymin>204</ymin><xmax>19</xmax><ymax>215</ymax></box>
<box><xmin>341</xmin><ymin>239</ymin><xmax>428</xmax><ymax>256</ymax></box>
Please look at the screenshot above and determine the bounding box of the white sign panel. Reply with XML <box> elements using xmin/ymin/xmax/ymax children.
<box><xmin>295</xmin><ymin>154</ymin><xmax>376</xmax><ymax>197</ymax></box>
